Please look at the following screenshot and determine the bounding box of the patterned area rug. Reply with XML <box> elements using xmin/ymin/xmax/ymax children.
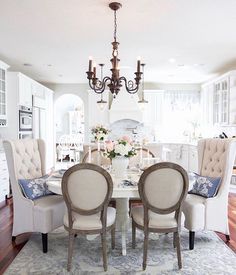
<box><xmin>5</xmin><ymin>227</ymin><xmax>236</xmax><ymax>275</ymax></box>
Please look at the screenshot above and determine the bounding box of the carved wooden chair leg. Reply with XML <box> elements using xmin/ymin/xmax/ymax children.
<box><xmin>101</xmin><ymin>232</ymin><xmax>107</xmax><ymax>271</ymax></box>
<box><xmin>143</xmin><ymin>230</ymin><xmax>149</xmax><ymax>270</ymax></box>
<box><xmin>111</xmin><ymin>226</ymin><xmax>115</xmax><ymax>249</ymax></box>
<box><xmin>67</xmin><ymin>232</ymin><xmax>75</xmax><ymax>271</ymax></box>
<box><xmin>173</xmin><ymin>232</ymin><xmax>177</xmax><ymax>248</ymax></box>
<box><xmin>176</xmin><ymin>232</ymin><xmax>182</xmax><ymax>269</ymax></box>
<box><xmin>132</xmin><ymin>219</ymin><xmax>136</xmax><ymax>249</ymax></box>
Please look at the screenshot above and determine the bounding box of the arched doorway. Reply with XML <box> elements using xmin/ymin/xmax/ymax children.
<box><xmin>54</xmin><ymin>94</ymin><xmax>84</xmax><ymax>165</ymax></box>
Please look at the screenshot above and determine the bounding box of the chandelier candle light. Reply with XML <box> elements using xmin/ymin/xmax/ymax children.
<box><xmin>96</xmin><ymin>64</ymin><xmax>107</xmax><ymax>111</ymax></box>
<box><xmin>138</xmin><ymin>63</ymin><xmax>148</xmax><ymax>109</ymax></box>
<box><xmin>86</xmin><ymin>2</ymin><xmax>143</xmax><ymax>97</ymax></box>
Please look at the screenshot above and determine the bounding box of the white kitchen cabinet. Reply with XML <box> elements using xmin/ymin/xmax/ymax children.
<box><xmin>162</xmin><ymin>143</ymin><xmax>197</xmax><ymax>172</ymax></box>
<box><xmin>201</xmin><ymin>83</ymin><xmax>214</xmax><ymax>128</ymax></box>
<box><xmin>167</xmin><ymin>144</ymin><xmax>189</xmax><ymax>171</ymax></box>
<box><xmin>32</xmin><ymin>86</ymin><xmax>54</xmax><ymax>172</ymax></box>
<box><xmin>0</xmin><ymin>61</ymin><xmax>9</xmax><ymax>127</ymax></box>
<box><xmin>0</xmin><ymin>151</ymin><xmax>9</xmax><ymax>202</ymax></box>
<box><xmin>44</xmin><ymin>88</ymin><xmax>54</xmax><ymax>172</ymax></box>
<box><xmin>31</xmin><ymin>81</ymin><xmax>45</xmax><ymax>98</ymax></box>
<box><xmin>1</xmin><ymin>72</ymin><xmax>55</xmax><ymax>152</ymax></box>
<box><xmin>188</xmin><ymin>145</ymin><xmax>198</xmax><ymax>173</ymax></box>
<box><xmin>201</xmin><ymin>71</ymin><xmax>236</xmax><ymax>129</ymax></box>
<box><xmin>18</xmin><ymin>73</ymin><xmax>33</xmax><ymax>107</ymax></box>
<box><xmin>3</xmin><ymin>72</ymin><xmax>34</xmax><ymax>140</ymax></box>
<box><xmin>229</xmin><ymin>74</ymin><xmax>236</xmax><ymax>124</ymax></box>
<box><xmin>143</xmin><ymin>90</ymin><xmax>163</xmax><ymax>126</ymax></box>
<box><xmin>8</xmin><ymin>72</ymin><xmax>33</xmax><ymax>107</ymax></box>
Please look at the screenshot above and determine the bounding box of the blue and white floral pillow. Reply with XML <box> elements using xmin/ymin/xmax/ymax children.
<box><xmin>18</xmin><ymin>175</ymin><xmax>54</xmax><ymax>200</ymax></box>
<box><xmin>188</xmin><ymin>173</ymin><xmax>221</xmax><ymax>198</ymax></box>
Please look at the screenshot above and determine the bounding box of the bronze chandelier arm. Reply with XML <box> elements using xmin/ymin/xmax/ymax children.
<box><xmin>88</xmin><ymin>76</ymin><xmax>112</xmax><ymax>94</ymax></box>
<box><xmin>119</xmin><ymin>76</ymin><xmax>140</xmax><ymax>94</ymax></box>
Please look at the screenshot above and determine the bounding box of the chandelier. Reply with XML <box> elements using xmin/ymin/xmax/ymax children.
<box><xmin>86</xmin><ymin>2</ymin><xmax>143</xmax><ymax>97</ymax></box>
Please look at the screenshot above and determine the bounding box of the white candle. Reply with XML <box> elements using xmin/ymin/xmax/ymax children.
<box><xmin>88</xmin><ymin>56</ymin><xmax>93</xmax><ymax>72</ymax></box>
<box><xmin>140</xmin><ymin>146</ymin><xmax>143</xmax><ymax>166</ymax></box>
<box><xmin>88</xmin><ymin>146</ymin><xmax>91</xmax><ymax>163</ymax></box>
<box><xmin>137</xmin><ymin>56</ymin><xmax>141</xmax><ymax>73</ymax></box>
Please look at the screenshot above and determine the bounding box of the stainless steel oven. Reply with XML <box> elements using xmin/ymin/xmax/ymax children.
<box><xmin>19</xmin><ymin>131</ymin><xmax>33</xmax><ymax>139</ymax></box>
<box><xmin>19</xmin><ymin>106</ymin><xmax>33</xmax><ymax>132</ymax></box>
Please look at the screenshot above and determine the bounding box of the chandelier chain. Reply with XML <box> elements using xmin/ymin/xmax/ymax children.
<box><xmin>100</xmin><ymin>65</ymin><xmax>104</xmax><ymax>100</ymax></box>
<box><xmin>114</xmin><ymin>10</ymin><xmax>117</xmax><ymax>42</ymax></box>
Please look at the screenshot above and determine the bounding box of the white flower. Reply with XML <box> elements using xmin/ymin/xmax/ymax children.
<box><xmin>115</xmin><ymin>144</ymin><xmax>129</xmax><ymax>156</ymax></box>
<box><xmin>114</xmin><ymin>143</ymin><xmax>131</xmax><ymax>156</ymax></box>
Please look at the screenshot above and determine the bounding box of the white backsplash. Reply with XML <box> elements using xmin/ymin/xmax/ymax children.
<box><xmin>109</xmin><ymin>119</ymin><xmax>154</xmax><ymax>143</ymax></box>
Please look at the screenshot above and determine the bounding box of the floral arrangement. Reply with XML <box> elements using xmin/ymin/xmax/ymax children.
<box><xmin>91</xmin><ymin>125</ymin><xmax>109</xmax><ymax>141</ymax></box>
<box><xmin>105</xmin><ymin>136</ymin><xmax>136</xmax><ymax>159</ymax></box>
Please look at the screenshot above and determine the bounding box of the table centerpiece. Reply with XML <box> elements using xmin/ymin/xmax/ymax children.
<box><xmin>105</xmin><ymin>136</ymin><xmax>136</xmax><ymax>178</ymax></box>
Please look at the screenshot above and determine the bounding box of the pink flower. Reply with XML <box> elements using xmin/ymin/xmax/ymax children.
<box><xmin>105</xmin><ymin>140</ymin><xmax>114</xmax><ymax>151</ymax></box>
<box><xmin>121</xmin><ymin>135</ymin><xmax>132</xmax><ymax>144</ymax></box>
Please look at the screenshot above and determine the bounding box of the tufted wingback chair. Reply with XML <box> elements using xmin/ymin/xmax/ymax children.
<box><xmin>183</xmin><ymin>138</ymin><xmax>236</xmax><ymax>250</ymax></box>
<box><xmin>3</xmin><ymin>139</ymin><xmax>65</xmax><ymax>253</ymax></box>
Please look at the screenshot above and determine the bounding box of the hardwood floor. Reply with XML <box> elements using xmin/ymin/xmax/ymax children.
<box><xmin>217</xmin><ymin>193</ymin><xmax>236</xmax><ymax>253</ymax></box>
<box><xmin>0</xmin><ymin>194</ymin><xmax>236</xmax><ymax>274</ymax></box>
<box><xmin>0</xmin><ymin>199</ymin><xmax>30</xmax><ymax>274</ymax></box>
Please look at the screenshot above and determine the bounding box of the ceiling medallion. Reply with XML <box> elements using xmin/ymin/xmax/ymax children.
<box><xmin>86</xmin><ymin>2</ymin><xmax>144</xmax><ymax>98</ymax></box>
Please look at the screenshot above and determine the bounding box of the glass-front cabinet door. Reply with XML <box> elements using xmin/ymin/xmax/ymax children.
<box><xmin>213</xmin><ymin>77</ymin><xmax>229</xmax><ymax>125</ymax></box>
<box><xmin>0</xmin><ymin>61</ymin><xmax>9</xmax><ymax>127</ymax></box>
<box><xmin>0</xmin><ymin>69</ymin><xmax>6</xmax><ymax>115</ymax></box>
<box><xmin>221</xmin><ymin>80</ymin><xmax>229</xmax><ymax>124</ymax></box>
<box><xmin>213</xmin><ymin>83</ymin><xmax>220</xmax><ymax>124</ymax></box>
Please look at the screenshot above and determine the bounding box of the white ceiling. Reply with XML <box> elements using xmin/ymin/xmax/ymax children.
<box><xmin>0</xmin><ymin>0</ymin><xmax>236</xmax><ymax>84</ymax></box>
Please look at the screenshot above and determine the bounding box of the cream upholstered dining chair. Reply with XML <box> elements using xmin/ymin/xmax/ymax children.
<box><xmin>183</xmin><ymin>138</ymin><xmax>236</xmax><ymax>250</ymax></box>
<box><xmin>62</xmin><ymin>163</ymin><xmax>116</xmax><ymax>271</ymax></box>
<box><xmin>82</xmin><ymin>148</ymin><xmax>111</xmax><ymax>166</ymax></box>
<box><xmin>3</xmin><ymin>139</ymin><xmax>65</xmax><ymax>253</ymax></box>
<box><xmin>131</xmin><ymin>162</ymin><xmax>189</xmax><ymax>270</ymax></box>
<box><xmin>129</xmin><ymin>148</ymin><xmax>155</xmax><ymax>210</ymax></box>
